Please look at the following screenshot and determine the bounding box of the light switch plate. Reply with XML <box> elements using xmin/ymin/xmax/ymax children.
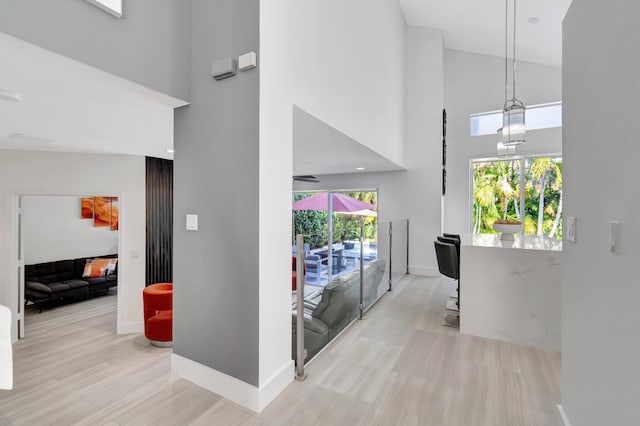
<box><xmin>566</xmin><ymin>216</ymin><xmax>577</xmax><ymax>243</ymax></box>
<box><xmin>186</xmin><ymin>214</ymin><xmax>198</xmax><ymax>231</ymax></box>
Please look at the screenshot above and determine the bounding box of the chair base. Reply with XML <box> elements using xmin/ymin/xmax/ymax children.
<box><xmin>149</xmin><ymin>339</ymin><xmax>172</xmax><ymax>348</ymax></box>
<box><xmin>445</xmin><ymin>298</ymin><xmax>459</xmax><ymax>312</ymax></box>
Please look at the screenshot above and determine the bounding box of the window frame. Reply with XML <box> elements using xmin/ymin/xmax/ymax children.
<box><xmin>469</xmin><ymin>101</ymin><xmax>562</xmax><ymax>137</ymax></box>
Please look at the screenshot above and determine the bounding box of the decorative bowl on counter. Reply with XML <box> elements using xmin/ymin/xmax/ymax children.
<box><xmin>492</xmin><ymin>220</ymin><xmax>523</xmax><ymax>240</ymax></box>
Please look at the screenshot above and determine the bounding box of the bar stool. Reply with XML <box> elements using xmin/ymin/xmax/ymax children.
<box><xmin>437</xmin><ymin>234</ymin><xmax>461</xmax><ymax>304</ymax></box>
<box><xmin>434</xmin><ymin>240</ymin><xmax>460</xmax><ymax>328</ymax></box>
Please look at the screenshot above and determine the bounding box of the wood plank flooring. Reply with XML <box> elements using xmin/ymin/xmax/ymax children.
<box><xmin>0</xmin><ymin>277</ymin><xmax>562</xmax><ymax>425</ymax></box>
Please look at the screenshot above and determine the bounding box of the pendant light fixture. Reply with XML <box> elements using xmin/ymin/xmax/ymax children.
<box><xmin>498</xmin><ymin>0</ymin><xmax>525</xmax><ymax>151</ymax></box>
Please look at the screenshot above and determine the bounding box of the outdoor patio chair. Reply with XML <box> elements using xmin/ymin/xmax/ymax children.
<box><xmin>304</xmin><ymin>254</ymin><xmax>328</xmax><ymax>283</ymax></box>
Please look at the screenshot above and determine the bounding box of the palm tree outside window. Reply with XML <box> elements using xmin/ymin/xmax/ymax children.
<box><xmin>471</xmin><ymin>155</ymin><xmax>563</xmax><ymax>240</ymax></box>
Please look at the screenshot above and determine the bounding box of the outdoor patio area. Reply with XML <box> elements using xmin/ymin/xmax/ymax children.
<box><xmin>294</xmin><ymin>242</ymin><xmax>378</xmax><ymax>287</ymax></box>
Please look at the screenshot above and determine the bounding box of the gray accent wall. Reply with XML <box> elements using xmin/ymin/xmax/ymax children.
<box><xmin>173</xmin><ymin>0</ymin><xmax>260</xmax><ymax>386</ymax></box>
<box><xmin>0</xmin><ymin>0</ymin><xmax>190</xmax><ymax>101</ymax></box>
<box><xmin>562</xmin><ymin>1</ymin><xmax>640</xmax><ymax>424</ymax></box>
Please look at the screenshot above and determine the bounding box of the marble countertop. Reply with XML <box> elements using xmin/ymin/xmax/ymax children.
<box><xmin>462</xmin><ymin>233</ymin><xmax>562</xmax><ymax>252</ymax></box>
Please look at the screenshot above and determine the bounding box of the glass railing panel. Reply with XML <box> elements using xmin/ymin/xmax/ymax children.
<box><xmin>390</xmin><ymin>219</ymin><xmax>409</xmax><ymax>286</ymax></box>
<box><xmin>292</xmin><ymin>220</ymin><xmax>409</xmax><ymax>367</ymax></box>
<box><xmin>368</xmin><ymin>222</ymin><xmax>390</xmax><ymax>308</ymax></box>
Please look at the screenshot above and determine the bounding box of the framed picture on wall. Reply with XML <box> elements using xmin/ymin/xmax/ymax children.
<box><xmin>93</xmin><ymin>196</ymin><xmax>112</xmax><ymax>227</ymax></box>
<box><xmin>81</xmin><ymin>197</ymin><xmax>94</xmax><ymax>219</ymax></box>
<box><xmin>110</xmin><ymin>197</ymin><xmax>119</xmax><ymax>231</ymax></box>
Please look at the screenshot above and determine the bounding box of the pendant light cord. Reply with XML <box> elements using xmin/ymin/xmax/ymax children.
<box><xmin>504</xmin><ymin>0</ymin><xmax>508</xmax><ymax>103</ymax></box>
<box><xmin>513</xmin><ymin>0</ymin><xmax>517</xmax><ymax>100</ymax></box>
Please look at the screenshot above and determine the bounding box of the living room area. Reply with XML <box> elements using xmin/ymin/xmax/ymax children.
<box><xmin>22</xmin><ymin>195</ymin><xmax>119</xmax><ymax>318</ymax></box>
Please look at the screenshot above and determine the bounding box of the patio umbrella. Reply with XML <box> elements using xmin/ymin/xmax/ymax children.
<box><xmin>292</xmin><ymin>192</ymin><xmax>375</xmax><ymax>212</ymax></box>
<box><xmin>293</xmin><ymin>192</ymin><xmax>376</xmax><ymax>282</ymax></box>
<box><xmin>335</xmin><ymin>209</ymin><xmax>377</xmax><ymax>217</ymax></box>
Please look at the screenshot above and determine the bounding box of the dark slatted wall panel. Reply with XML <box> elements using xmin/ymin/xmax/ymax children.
<box><xmin>146</xmin><ymin>157</ymin><xmax>173</xmax><ymax>286</ymax></box>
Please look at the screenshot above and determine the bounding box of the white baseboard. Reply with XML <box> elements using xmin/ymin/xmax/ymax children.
<box><xmin>171</xmin><ymin>354</ymin><xmax>294</xmax><ymax>413</ymax></box>
<box><xmin>257</xmin><ymin>360</ymin><xmax>295</xmax><ymax>411</ymax></box>
<box><xmin>117</xmin><ymin>321</ymin><xmax>143</xmax><ymax>335</ymax></box>
<box><xmin>409</xmin><ymin>265</ymin><xmax>439</xmax><ymax>277</ymax></box>
<box><xmin>557</xmin><ymin>404</ymin><xmax>572</xmax><ymax>426</ymax></box>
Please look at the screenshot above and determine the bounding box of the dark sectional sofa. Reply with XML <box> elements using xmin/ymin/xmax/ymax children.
<box><xmin>25</xmin><ymin>254</ymin><xmax>118</xmax><ymax>311</ymax></box>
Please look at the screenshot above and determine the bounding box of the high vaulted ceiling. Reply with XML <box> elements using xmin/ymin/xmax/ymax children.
<box><xmin>1</xmin><ymin>1</ymin><xmax>571</xmax><ymax>172</ymax></box>
<box><xmin>398</xmin><ymin>0</ymin><xmax>572</xmax><ymax>67</ymax></box>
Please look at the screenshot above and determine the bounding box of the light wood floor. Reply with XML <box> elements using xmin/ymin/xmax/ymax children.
<box><xmin>0</xmin><ymin>277</ymin><xmax>562</xmax><ymax>425</ymax></box>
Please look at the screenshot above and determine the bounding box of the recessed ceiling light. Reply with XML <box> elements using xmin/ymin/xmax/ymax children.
<box><xmin>166</xmin><ymin>149</ymin><xmax>175</xmax><ymax>153</ymax></box>
<box><xmin>528</xmin><ymin>17</ymin><xmax>540</xmax><ymax>24</ymax></box>
<box><xmin>0</xmin><ymin>89</ymin><xmax>22</xmax><ymax>102</ymax></box>
<box><xmin>356</xmin><ymin>167</ymin><xmax>365</xmax><ymax>171</ymax></box>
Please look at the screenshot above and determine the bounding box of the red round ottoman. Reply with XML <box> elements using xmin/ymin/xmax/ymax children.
<box><xmin>143</xmin><ymin>283</ymin><xmax>173</xmax><ymax>347</ymax></box>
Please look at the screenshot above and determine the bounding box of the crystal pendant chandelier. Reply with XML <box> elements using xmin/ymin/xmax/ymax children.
<box><xmin>498</xmin><ymin>0</ymin><xmax>526</xmax><ymax>152</ymax></box>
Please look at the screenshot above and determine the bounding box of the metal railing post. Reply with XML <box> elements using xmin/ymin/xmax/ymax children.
<box><xmin>388</xmin><ymin>222</ymin><xmax>393</xmax><ymax>291</ymax></box>
<box><xmin>359</xmin><ymin>217</ymin><xmax>365</xmax><ymax>320</ymax></box>
<box><xmin>406</xmin><ymin>219</ymin><xmax>410</xmax><ymax>274</ymax></box>
<box><xmin>295</xmin><ymin>234</ymin><xmax>307</xmax><ymax>381</ymax></box>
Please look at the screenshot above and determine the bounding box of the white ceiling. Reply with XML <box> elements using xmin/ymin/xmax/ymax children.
<box><xmin>398</xmin><ymin>0</ymin><xmax>572</xmax><ymax>67</ymax></box>
<box><xmin>0</xmin><ymin>32</ymin><xmax>186</xmax><ymax>160</ymax></box>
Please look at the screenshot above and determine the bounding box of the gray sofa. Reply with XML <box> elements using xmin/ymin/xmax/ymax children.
<box><xmin>292</xmin><ymin>258</ymin><xmax>386</xmax><ymax>361</ymax></box>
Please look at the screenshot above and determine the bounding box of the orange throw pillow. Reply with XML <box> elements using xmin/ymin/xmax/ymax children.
<box><xmin>82</xmin><ymin>258</ymin><xmax>116</xmax><ymax>278</ymax></box>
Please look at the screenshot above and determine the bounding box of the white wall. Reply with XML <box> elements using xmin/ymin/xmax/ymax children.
<box><xmin>22</xmin><ymin>196</ymin><xmax>118</xmax><ymax>264</ymax></box>
<box><xmin>0</xmin><ymin>151</ymin><xmax>145</xmax><ymax>341</ymax></box>
<box><xmin>259</xmin><ymin>0</ymin><xmax>407</xmax><ymax>391</ymax></box>
<box><xmin>293</xmin><ymin>27</ymin><xmax>444</xmax><ymax>276</ymax></box>
<box><xmin>443</xmin><ymin>49</ymin><xmax>562</xmax><ymax>234</ymax></box>
<box><xmin>562</xmin><ymin>1</ymin><xmax>640</xmax><ymax>424</ymax></box>
<box><xmin>261</xmin><ymin>0</ymin><xmax>407</xmax><ymax>167</ymax></box>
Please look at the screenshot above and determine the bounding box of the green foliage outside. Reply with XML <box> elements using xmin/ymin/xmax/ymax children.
<box><xmin>293</xmin><ymin>191</ymin><xmax>377</xmax><ymax>249</ymax></box>
<box><xmin>473</xmin><ymin>157</ymin><xmax>563</xmax><ymax>240</ymax></box>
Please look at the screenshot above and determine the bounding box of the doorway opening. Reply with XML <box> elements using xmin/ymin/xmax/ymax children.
<box><xmin>12</xmin><ymin>194</ymin><xmax>121</xmax><ymax>339</ymax></box>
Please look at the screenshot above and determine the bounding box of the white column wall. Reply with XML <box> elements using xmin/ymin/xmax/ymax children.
<box><xmin>561</xmin><ymin>1</ymin><xmax>640</xmax><ymax>424</ymax></box>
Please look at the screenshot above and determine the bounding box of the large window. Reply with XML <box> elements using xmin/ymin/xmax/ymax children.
<box><xmin>472</xmin><ymin>155</ymin><xmax>563</xmax><ymax>240</ymax></box>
